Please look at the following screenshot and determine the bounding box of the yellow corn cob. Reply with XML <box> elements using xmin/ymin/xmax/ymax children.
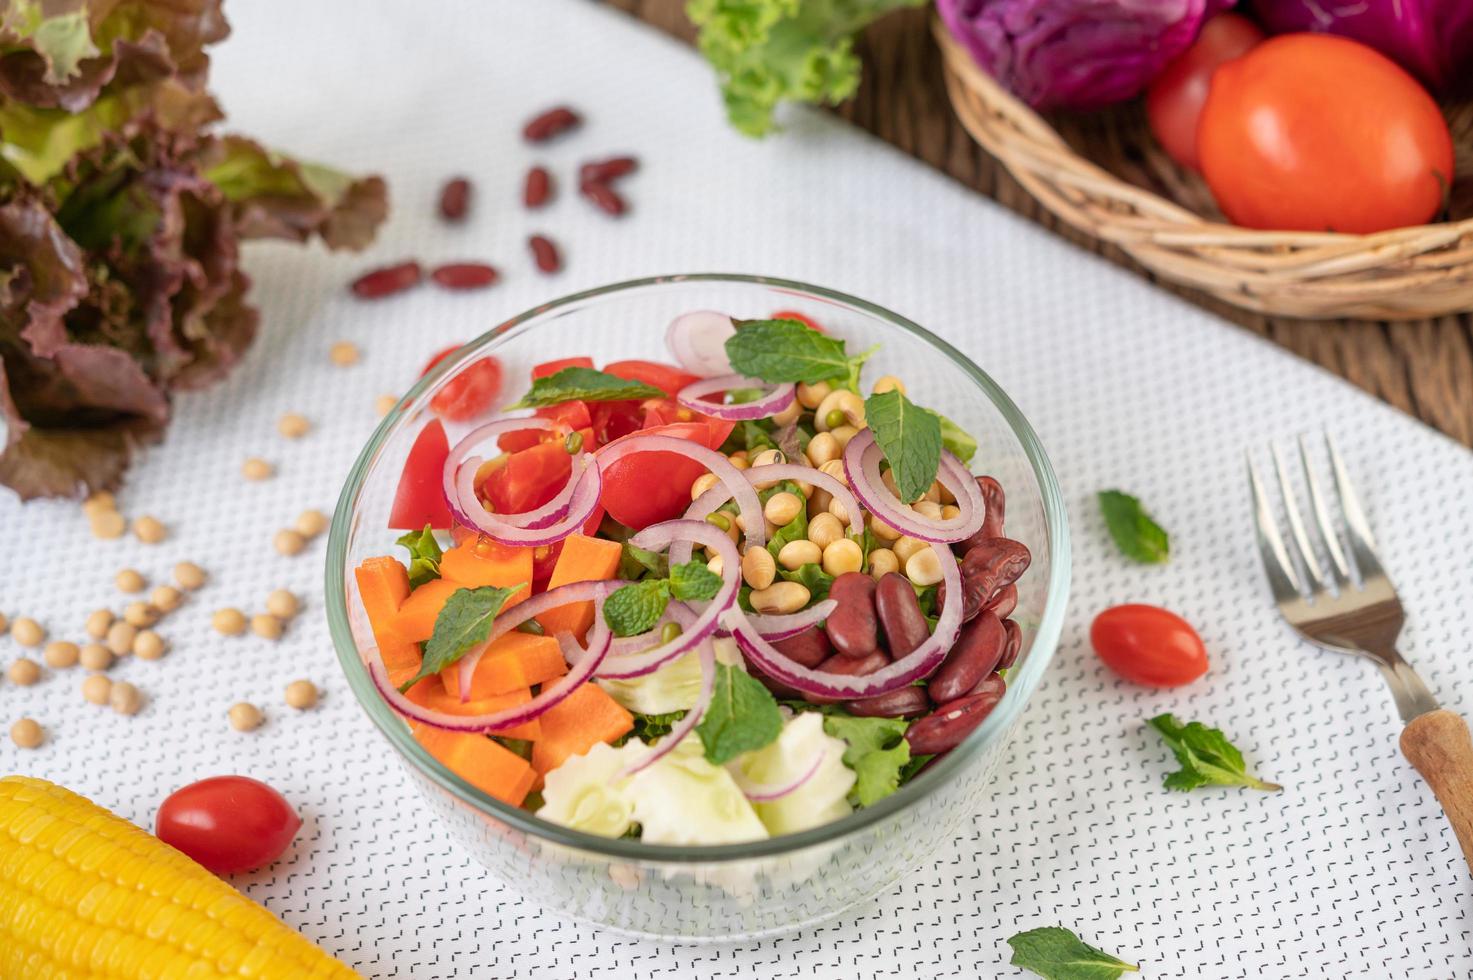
<box><xmin>0</xmin><ymin>775</ymin><xmax>361</xmax><ymax>979</ymax></box>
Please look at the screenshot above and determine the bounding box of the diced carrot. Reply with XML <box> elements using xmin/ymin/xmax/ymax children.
<box><xmin>407</xmin><ymin>684</ymin><xmax>542</xmax><ymax>740</ymax></box>
<box><xmin>441</xmin><ymin>631</ymin><xmax>567</xmax><ymax>700</ymax></box>
<box><xmin>355</xmin><ymin>557</ymin><xmax>423</xmax><ymax>677</ymax></box>
<box><xmin>441</xmin><ymin>538</ymin><xmax>532</xmax><ymax>607</ymax></box>
<box><xmin>534</xmin><ymin>534</ymin><xmax>623</xmax><ymax>641</ymax></box>
<box><xmin>531</xmin><ymin>684</ymin><xmax>633</xmax><ymax>775</ymax></box>
<box><xmin>410</xmin><ymin>724</ymin><xmax>538</xmax><ymax>806</ymax></box>
<box><xmin>390</xmin><ymin>578</ymin><xmax>463</xmax><ymax>643</ymax></box>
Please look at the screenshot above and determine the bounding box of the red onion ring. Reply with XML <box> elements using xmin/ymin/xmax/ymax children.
<box><xmin>606</xmin><ymin>602</ymin><xmax>697</xmax><ymax>659</ymax></box>
<box><xmin>742</xmin><ymin>600</ymin><xmax>836</xmax><ymax>641</ymax></box>
<box><xmin>732</xmin><ymin>749</ymin><xmax>826</xmax><ymax>802</ymax></box>
<box><xmin>593</xmin><ymin>520</ymin><xmax>740</xmax><ymax>680</ymax></box>
<box><xmin>724</xmin><ymin>541</ymin><xmax>962</xmax><ymax>698</ymax></box>
<box><xmin>676</xmin><ymin>374</ymin><xmax>796</xmax><ymax>421</ymax></box>
<box><xmin>367</xmin><ymin>612</ymin><xmax>612</xmax><ymax>733</ymax></box>
<box><xmin>456</xmin><ymin>579</ymin><xmax>627</xmax><ymax>700</ymax></box>
<box><xmin>618</xmin><ymin>636</ymin><xmax>717</xmax><ymax>779</ymax></box>
<box><xmin>842</xmin><ymin>428</ymin><xmax>984</xmax><ymax>544</ymax></box>
<box><xmin>665</xmin><ymin>309</ymin><xmax>736</xmax><ymax>377</ymax></box>
<box><xmin>596</xmin><ymin>434</ymin><xmax>765</xmax><ymax>551</ymax></box>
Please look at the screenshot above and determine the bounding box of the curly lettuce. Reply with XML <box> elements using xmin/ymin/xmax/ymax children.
<box><xmin>687</xmin><ymin>0</ymin><xmax>926</xmax><ymax>137</ymax></box>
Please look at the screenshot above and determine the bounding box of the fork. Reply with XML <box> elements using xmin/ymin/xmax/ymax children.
<box><xmin>1249</xmin><ymin>433</ymin><xmax>1473</xmax><ymax>872</ymax></box>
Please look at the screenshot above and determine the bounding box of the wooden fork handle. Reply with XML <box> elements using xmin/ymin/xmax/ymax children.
<box><xmin>1400</xmin><ymin>709</ymin><xmax>1473</xmax><ymax>873</ymax></box>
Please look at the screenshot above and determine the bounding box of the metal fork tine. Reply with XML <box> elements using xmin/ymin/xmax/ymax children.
<box><xmin>1325</xmin><ymin>433</ymin><xmax>1386</xmax><ymax>579</ymax></box>
<box><xmin>1272</xmin><ymin>443</ymin><xmax>1328</xmax><ymax>592</ymax></box>
<box><xmin>1298</xmin><ymin>435</ymin><xmax>1352</xmax><ymax>584</ymax></box>
<box><xmin>1248</xmin><ymin>454</ymin><xmax>1305</xmax><ymax>600</ymax></box>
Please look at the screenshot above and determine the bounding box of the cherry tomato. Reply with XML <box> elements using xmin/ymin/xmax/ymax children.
<box><xmin>430</xmin><ymin>356</ymin><xmax>503</xmax><ymax>421</ymax></box>
<box><xmin>1090</xmin><ymin>604</ymin><xmax>1209</xmax><ymax>688</ymax></box>
<box><xmin>603</xmin><ymin>359</ymin><xmax>700</xmax><ymax>397</ymax></box>
<box><xmin>419</xmin><ymin>344</ymin><xmax>461</xmax><ymax>377</ymax></box>
<box><xmin>481</xmin><ymin>440</ymin><xmax>572</xmax><ymax>515</ymax></box>
<box><xmin>155</xmin><ymin>776</ymin><xmax>301</xmax><ymax>875</ymax></box>
<box><xmin>388</xmin><ymin>419</ymin><xmax>452</xmax><ymax>530</ymax></box>
<box><xmin>1198</xmin><ymin>35</ymin><xmax>1454</xmax><ymax>234</ymax></box>
<box><xmin>1145</xmin><ymin>13</ymin><xmax>1264</xmax><ymax>172</ymax></box>
<box><xmin>598</xmin><ymin>420</ymin><xmax>734</xmax><ymax>529</ymax></box>
<box><xmin>770</xmin><ymin>309</ymin><xmax>824</xmax><ymax>332</ymax></box>
<box><xmin>531</xmin><ymin>356</ymin><xmax>592</xmax><ymax>379</ymax></box>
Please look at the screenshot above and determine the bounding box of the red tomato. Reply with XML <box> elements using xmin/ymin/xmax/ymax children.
<box><xmin>1090</xmin><ymin>604</ymin><xmax>1209</xmax><ymax>688</ymax></box>
<box><xmin>590</xmin><ymin>399</ymin><xmax>647</xmax><ymax>444</ymax></box>
<box><xmin>1146</xmin><ymin>13</ymin><xmax>1264</xmax><ymax>171</ymax></box>
<box><xmin>155</xmin><ymin>776</ymin><xmax>301</xmax><ymax>875</ymax></box>
<box><xmin>388</xmin><ymin>419</ymin><xmax>452</xmax><ymax>530</ymax></box>
<box><xmin>771</xmin><ymin>309</ymin><xmax>824</xmax><ymax>332</ymax></box>
<box><xmin>603</xmin><ymin>359</ymin><xmax>700</xmax><ymax>397</ymax></box>
<box><xmin>419</xmin><ymin>344</ymin><xmax>461</xmax><ymax>377</ymax></box>
<box><xmin>1198</xmin><ymin>35</ymin><xmax>1454</xmax><ymax>233</ymax></box>
<box><xmin>482</xmin><ymin>441</ymin><xmax>572</xmax><ymax>515</ymax></box>
<box><xmin>430</xmin><ymin>356</ymin><xmax>503</xmax><ymax>421</ymax></box>
<box><xmin>497</xmin><ymin>400</ymin><xmax>595</xmax><ymax>453</ymax></box>
<box><xmin>531</xmin><ymin>356</ymin><xmax>592</xmax><ymax>379</ymax></box>
<box><xmin>598</xmin><ymin>420</ymin><xmax>734</xmax><ymax>529</ymax></box>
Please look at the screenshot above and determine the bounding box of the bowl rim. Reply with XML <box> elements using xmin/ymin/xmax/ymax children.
<box><xmin>325</xmin><ymin>272</ymin><xmax>1071</xmax><ymax>863</ymax></box>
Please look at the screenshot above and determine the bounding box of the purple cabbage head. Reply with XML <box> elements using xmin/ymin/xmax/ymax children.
<box><xmin>1251</xmin><ymin>0</ymin><xmax>1473</xmax><ymax>94</ymax></box>
<box><xmin>937</xmin><ymin>0</ymin><xmax>1234</xmax><ymax>111</ymax></box>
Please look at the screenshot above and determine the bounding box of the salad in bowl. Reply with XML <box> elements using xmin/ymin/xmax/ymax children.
<box><xmin>330</xmin><ymin>275</ymin><xmax>1068</xmax><ymax>938</ymax></box>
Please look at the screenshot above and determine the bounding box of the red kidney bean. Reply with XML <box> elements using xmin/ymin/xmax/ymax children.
<box><xmin>524</xmin><ymin>166</ymin><xmax>552</xmax><ymax>208</ymax></box>
<box><xmin>824</xmin><ymin>572</ymin><xmax>879</xmax><ymax>659</ymax></box>
<box><xmin>439</xmin><ymin>178</ymin><xmax>471</xmax><ymax>221</ymax></box>
<box><xmin>579</xmin><ymin>156</ymin><xmax>638</xmax><ymax>185</ymax></box>
<box><xmin>956</xmin><ymin>476</ymin><xmax>1006</xmax><ymax>553</ymax></box>
<box><xmin>940</xmin><ymin>537</ymin><xmax>1031</xmax><ymax>622</ymax></box>
<box><xmin>523</xmin><ymin>105</ymin><xmax>581</xmax><ymax>142</ymax></box>
<box><xmin>986</xmin><ymin>583</ymin><xmax>1018</xmax><ymax>620</ymax></box>
<box><xmin>905</xmin><ymin>675</ymin><xmax>1006</xmax><ymax>755</ymax></box>
<box><xmin>997</xmin><ymin>619</ymin><xmax>1022</xmax><ymax>671</ymax></box>
<box><xmin>581</xmin><ymin>181</ymin><xmax>627</xmax><ymax>216</ymax></box>
<box><xmin>430</xmin><ymin>263</ymin><xmax>499</xmax><ymax>290</ymax></box>
<box><xmin>528</xmin><ymin>235</ymin><xmax>561</xmax><ymax>274</ymax></box>
<box><xmin>874</xmin><ymin>572</ymin><xmax>928</xmax><ymax>658</ymax></box>
<box><xmin>771</xmin><ymin>626</ymin><xmax>832</xmax><ymax>669</ymax></box>
<box><xmin>928</xmin><ymin>610</ymin><xmax>1005</xmax><ymax>704</ymax></box>
<box><xmin>748</xmin><ymin>664</ymin><xmax>805</xmax><ymax>701</ymax></box>
<box><xmin>843</xmin><ymin>685</ymin><xmax>930</xmax><ymax>719</ymax></box>
<box><xmin>350</xmin><ymin>261</ymin><xmax>422</xmax><ymax>299</ymax></box>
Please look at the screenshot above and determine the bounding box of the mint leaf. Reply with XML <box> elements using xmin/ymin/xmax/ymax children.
<box><xmin>1007</xmin><ymin>926</ymin><xmax>1139</xmax><ymax>979</ymax></box>
<box><xmin>725</xmin><ymin>319</ymin><xmax>861</xmax><ymax>385</ymax></box>
<box><xmin>1147</xmin><ymin>714</ymin><xmax>1281</xmax><ymax>792</ymax></box>
<box><xmin>865</xmin><ymin>389</ymin><xmax>942</xmax><ymax>504</ymax></box>
<box><xmin>508</xmin><ymin>367</ymin><xmax>664</xmax><ymax>409</ymax></box>
<box><xmin>401</xmin><ymin>584</ymin><xmax>524</xmax><ymax>691</ymax></box>
<box><xmin>603</xmin><ymin>579</ymin><xmax>671</xmax><ymax>637</ymax></box>
<box><xmin>669</xmin><ymin>559</ymin><xmax>723</xmax><ymax>602</ymax></box>
<box><xmin>823</xmin><ymin>715</ymin><xmax>911</xmax><ymax>806</ymax></box>
<box><xmin>696</xmin><ymin>664</ymin><xmax>783</xmax><ymax>764</ymax></box>
<box><xmin>619</xmin><ymin>541</ymin><xmax>667</xmax><ymax>581</ymax></box>
<box><xmin>395</xmin><ymin>524</ymin><xmax>442</xmax><ymax>589</ymax></box>
<box><xmin>1098</xmin><ymin>490</ymin><xmax>1169</xmax><ymax>564</ymax></box>
<box><xmin>937</xmin><ymin>413</ymin><xmax>977</xmax><ymax>464</ymax></box>
<box><xmin>629</xmin><ymin>710</ymin><xmax>688</xmax><ymax>744</ymax></box>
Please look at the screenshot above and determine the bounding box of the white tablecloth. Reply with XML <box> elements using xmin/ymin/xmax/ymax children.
<box><xmin>4</xmin><ymin>1</ymin><xmax>1471</xmax><ymax>976</ymax></box>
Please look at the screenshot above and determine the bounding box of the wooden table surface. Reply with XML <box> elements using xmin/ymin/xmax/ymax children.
<box><xmin>611</xmin><ymin>0</ymin><xmax>1473</xmax><ymax>448</ymax></box>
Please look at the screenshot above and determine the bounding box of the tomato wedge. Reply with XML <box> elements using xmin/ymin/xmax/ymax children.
<box><xmin>603</xmin><ymin>359</ymin><xmax>700</xmax><ymax>397</ymax></box>
<box><xmin>532</xmin><ymin>356</ymin><xmax>593</xmax><ymax>379</ymax></box>
<box><xmin>389</xmin><ymin>419</ymin><xmax>452</xmax><ymax>530</ymax></box>
<box><xmin>598</xmin><ymin>419</ymin><xmax>736</xmax><ymax>529</ymax></box>
<box><xmin>431</xmin><ymin>356</ymin><xmax>503</xmax><ymax>421</ymax></box>
<box><xmin>497</xmin><ymin>400</ymin><xmax>594</xmax><ymax>453</ymax></box>
<box><xmin>420</xmin><ymin>344</ymin><xmax>461</xmax><ymax>377</ymax></box>
<box><xmin>482</xmin><ymin>441</ymin><xmax>573</xmax><ymax>515</ymax></box>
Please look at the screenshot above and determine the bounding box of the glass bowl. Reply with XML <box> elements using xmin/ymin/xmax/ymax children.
<box><xmin>326</xmin><ymin>274</ymin><xmax>1070</xmax><ymax>941</ymax></box>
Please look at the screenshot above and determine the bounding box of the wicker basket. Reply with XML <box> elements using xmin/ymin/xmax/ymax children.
<box><xmin>934</xmin><ymin>21</ymin><xmax>1473</xmax><ymax>320</ymax></box>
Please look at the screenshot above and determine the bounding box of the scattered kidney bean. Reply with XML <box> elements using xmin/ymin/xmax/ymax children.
<box><xmin>771</xmin><ymin>626</ymin><xmax>832</xmax><ymax>669</ymax></box>
<box><xmin>439</xmin><ymin>177</ymin><xmax>471</xmax><ymax>221</ymax></box>
<box><xmin>824</xmin><ymin>572</ymin><xmax>879</xmax><ymax>659</ymax></box>
<box><xmin>940</xmin><ymin>537</ymin><xmax>1031</xmax><ymax>622</ymax></box>
<box><xmin>350</xmin><ymin>261</ymin><xmax>422</xmax><ymax>299</ymax></box>
<box><xmin>986</xmin><ymin>583</ymin><xmax>1018</xmax><ymax>620</ymax></box>
<box><xmin>874</xmin><ymin>572</ymin><xmax>928</xmax><ymax>658</ymax></box>
<box><xmin>997</xmin><ymin>619</ymin><xmax>1022</xmax><ymax>672</ymax></box>
<box><xmin>579</xmin><ymin>156</ymin><xmax>638</xmax><ymax>185</ymax></box>
<box><xmin>957</xmin><ymin>476</ymin><xmax>1006</xmax><ymax>553</ymax></box>
<box><xmin>430</xmin><ymin>263</ymin><xmax>499</xmax><ymax>290</ymax></box>
<box><xmin>528</xmin><ymin>234</ymin><xmax>561</xmax><ymax>273</ymax></box>
<box><xmin>844</xmin><ymin>685</ymin><xmax>930</xmax><ymax>719</ymax></box>
<box><xmin>928</xmin><ymin>611</ymin><xmax>1005</xmax><ymax>704</ymax></box>
<box><xmin>581</xmin><ymin>181</ymin><xmax>627</xmax><ymax>216</ymax></box>
<box><xmin>523</xmin><ymin>105</ymin><xmax>581</xmax><ymax>142</ymax></box>
<box><xmin>905</xmin><ymin>675</ymin><xmax>1006</xmax><ymax>755</ymax></box>
<box><xmin>524</xmin><ymin>166</ymin><xmax>552</xmax><ymax>208</ymax></box>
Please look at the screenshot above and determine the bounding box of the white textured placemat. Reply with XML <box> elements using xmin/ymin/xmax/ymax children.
<box><xmin>4</xmin><ymin>1</ymin><xmax>1471</xmax><ymax>976</ymax></box>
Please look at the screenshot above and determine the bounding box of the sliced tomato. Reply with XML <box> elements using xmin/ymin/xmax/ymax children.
<box><xmin>771</xmin><ymin>309</ymin><xmax>824</xmax><ymax>332</ymax></box>
<box><xmin>420</xmin><ymin>344</ymin><xmax>462</xmax><ymax>377</ymax></box>
<box><xmin>482</xmin><ymin>441</ymin><xmax>573</xmax><ymax>515</ymax></box>
<box><xmin>603</xmin><ymin>359</ymin><xmax>700</xmax><ymax>397</ymax></box>
<box><xmin>641</xmin><ymin>399</ymin><xmax>732</xmax><ymax>447</ymax></box>
<box><xmin>598</xmin><ymin>420</ymin><xmax>735</xmax><ymax>529</ymax></box>
<box><xmin>389</xmin><ymin>419</ymin><xmax>452</xmax><ymax>530</ymax></box>
<box><xmin>532</xmin><ymin>356</ymin><xmax>593</xmax><ymax>380</ymax></box>
<box><xmin>430</xmin><ymin>356</ymin><xmax>503</xmax><ymax>421</ymax></box>
<box><xmin>497</xmin><ymin>400</ymin><xmax>594</xmax><ymax>453</ymax></box>
<box><xmin>590</xmin><ymin>400</ymin><xmax>647</xmax><ymax>444</ymax></box>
